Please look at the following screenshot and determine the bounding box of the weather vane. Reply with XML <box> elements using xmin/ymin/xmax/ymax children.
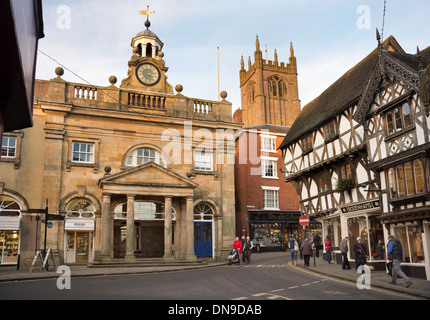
<box><xmin>139</xmin><ymin>5</ymin><xmax>155</xmax><ymax>29</ymax></box>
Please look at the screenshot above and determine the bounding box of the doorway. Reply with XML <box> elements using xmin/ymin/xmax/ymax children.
<box><xmin>194</xmin><ymin>222</ymin><xmax>213</xmax><ymax>257</ymax></box>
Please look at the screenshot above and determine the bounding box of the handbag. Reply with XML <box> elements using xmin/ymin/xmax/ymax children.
<box><xmin>294</xmin><ymin>241</ymin><xmax>299</xmax><ymax>251</ymax></box>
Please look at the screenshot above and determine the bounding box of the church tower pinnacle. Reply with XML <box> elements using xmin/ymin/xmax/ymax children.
<box><xmin>238</xmin><ymin>37</ymin><xmax>301</xmax><ymax>127</ymax></box>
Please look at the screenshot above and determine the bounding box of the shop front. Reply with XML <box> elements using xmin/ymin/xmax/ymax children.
<box><xmin>336</xmin><ymin>199</ymin><xmax>384</xmax><ymax>266</ymax></box>
<box><xmin>0</xmin><ymin>195</ymin><xmax>22</xmax><ymax>265</ymax></box>
<box><xmin>64</xmin><ymin>198</ymin><xmax>96</xmax><ymax>263</ymax></box>
<box><xmin>248</xmin><ymin>210</ymin><xmax>321</xmax><ymax>251</ymax></box>
<box><xmin>381</xmin><ymin>212</ymin><xmax>430</xmax><ymax>280</ymax></box>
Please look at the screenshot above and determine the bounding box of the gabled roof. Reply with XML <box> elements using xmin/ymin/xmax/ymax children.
<box><xmin>279</xmin><ymin>36</ymin><xmax>430</xmax><ymax>150</ymax></box>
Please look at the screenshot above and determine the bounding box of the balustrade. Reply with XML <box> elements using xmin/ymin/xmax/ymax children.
<box><xmin>128</xmin><ymin>92</ymin><xmax>166</xmax><ymax>109</ymax></box>
<box><xmin>74</xmin><ymin>86</ymin><xmax>97</xmax><ymax>100</ymax></box>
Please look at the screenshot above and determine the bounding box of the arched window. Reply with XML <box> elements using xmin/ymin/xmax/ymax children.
<box><xmin>146</xmin><ymin>43</ymin><xmax>152</xmax><ymax>58</ymax></box>
<box><xmin>125</xmin><ymin>147</ymin><xmax>166</xmax><ymax>167</ymax></box>
<box><xmin>0</xmin><ymin>195</ymin><xmax>21</xmax><ymax>217</ymax></box>
<box><xmin>66</xmin><ymin>199</ymin><xmax>95</xmax><ymax>218</ymax></box>
<box><xmin>269</xmin><ymin>77</ymin><xmax>287</xmax><ymax>98</ymax></box>
<box><xmin>193</xmin><ymin>203</ymin><xmax>214</xmax><ymax>221</ymax></box>
<box><xmin>114</xmin><ymin>201</ymin><xmax>176</xmax><ymax>221</ymax></box>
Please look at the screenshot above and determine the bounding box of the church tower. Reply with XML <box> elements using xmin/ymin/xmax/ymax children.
<box><xmin>239</xmin><ymin>36</ymin><xmax>300</xmax><ymax>127</ymax></box>
<box><xmin>121</xmin><ymin>9</ymin><xmax>173</xmax><ymax>94</ymax></box>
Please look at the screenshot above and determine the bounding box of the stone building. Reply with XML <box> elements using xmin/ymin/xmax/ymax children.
<box><xmin>0</xmin><ymin>15</ymin><xmax>240</xmax><ymax>266</ymax></box>
<box><xmin>233</xmin><ymin>37</ymin><xmax>304</xmax><ymax>250</ymax></box>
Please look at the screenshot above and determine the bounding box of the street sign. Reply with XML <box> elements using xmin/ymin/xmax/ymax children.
<box><xmin>47</xmin><ymin>221</ymin><xmax>53</xmax><ymax>229</ymax></box>
<box><xmin>299</xmin><ymin>215</ymin><xmax>310</xmax><ymax>226</ymax></box>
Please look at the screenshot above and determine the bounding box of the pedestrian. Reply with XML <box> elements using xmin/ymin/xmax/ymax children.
<box><xmin>233</xmin><ymin>237</ymin><xmax>242</xmax><ymax>265</ymax></box>
<box><xmin>289</xmin><ymin>235</ymin><xmax>299</xmax><ymax>267</ymax></box>
<box><xmin>324</xmin><ymin>236</ymin><xmax>332</xmax><ymax>264</ymax></box>
<box><xmin>377</xmin><ymin>238</ymin><xmax>384</xmax><ymax>260</ymax></box>
<box><xmin>387</xmin><ymin>235</ymin><xmax>412</xmax><ymax>288</ymax></box>
<box><xmin>313</xmin><ymin>232</ymin><xmax>321</xmax><ymax>258</ymax></box>
<box><xmin>340</xmin><ymin>236</ymin><xmax>351</xmax><ymax>270</ymax></box>
<box><xmin>301</xmin><ymin>237</ymin><xmax>312</xmax><ymax>267</ymax></box>
<box><xmin>243</xmin><ymin>236</ymin><xmax>253</xmax><ymax>264</ymax></box>
<box><xmin>354</xmin><ymin>237</ymin><xmax>367</xmax><ymax>271</ymax></box>
<box><xmin>296</xmin><ymin>236</ymin><xmax>303</xmax><ymax>260</ymax></box>
<box><xmin>240</xmin><ymin>235</ymin><xmax>246</xmax><ymax>262</ymax></box>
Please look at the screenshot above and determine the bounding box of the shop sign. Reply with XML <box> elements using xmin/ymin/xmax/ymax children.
<box><xmin>249</xmin><ymin>213</ymin><xmax>300</xmax><ymax>223</ymax></box>
<box><xmin>340</xmin><ymin>200</ymin><xmax>380</xmax><ymax>214</ymax></box>
<box><xmin>0</xmin><ymin>217</ymin><xmax>22</xmax><ymax>230</ymax></box>
<box><xmin>65</xmin><ymin>219</ymin><xmax>95</xmax><ymax>231</ymax></box>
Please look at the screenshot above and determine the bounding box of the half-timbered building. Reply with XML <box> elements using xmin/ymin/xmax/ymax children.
<box><xmin>361</xmin><ymin>41</ymin><xmax>430</xmax><ymax>279</ymax></box>
<box><xmin>280</xmin><ymin>35</ymin><xmax>430</xmax><ymax>279</ymax></box>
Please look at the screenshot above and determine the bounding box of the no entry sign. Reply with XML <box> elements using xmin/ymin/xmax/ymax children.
<box><xmin>299</xmin><ymin>215</ymin><xmax>310</xmax><ymax>226</ymax></box>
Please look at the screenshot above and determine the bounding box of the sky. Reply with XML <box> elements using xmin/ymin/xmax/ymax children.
<box><xmin>36</xmin><ymin>0</ymin><xmax>430</xmax><ymax>114</ymax></box>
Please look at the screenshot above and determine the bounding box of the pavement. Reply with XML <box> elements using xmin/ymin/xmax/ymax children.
<box><xmin>0</xmin><ymin>251</ymin><xmax>429</xmax><ymax>300</ymax></box>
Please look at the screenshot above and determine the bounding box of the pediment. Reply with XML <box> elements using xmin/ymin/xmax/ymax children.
<box><xmin>98</xmin><ymin>162</ymin><xmax>198</xmax><ymax>189</ymax></box>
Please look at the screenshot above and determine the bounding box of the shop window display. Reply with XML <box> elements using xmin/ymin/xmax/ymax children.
<box><xmin>324</xmin><ymin>217</ymin><xmax>341</xmax><ymax>249</ymax></box>
<box><xmin>0</xmin><ymin>230</ymin><xmax>20</xmax><ymax>264</ymax></box>
<box><xmin>347</xmin><ymin>215</ymin><xmax>383</xmax><ymax>260</ymax></box>
<box><xmin>0</xmin><ymin>195</ymin><xmax>22</xmax><ymax>264</ymax></box>
<box><xmin>251</xmin><ymin>222</ymin><xmax>322</xmax><ymax>250</ymax></box>
<box><xmin>393</xmin><ymin>226</ymin><xmax>425</xmax><ymax>263</ymax></box>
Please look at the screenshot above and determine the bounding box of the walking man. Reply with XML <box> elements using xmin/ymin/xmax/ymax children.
<box><xmin>243</xmin><ymin>236</ymin><xmax>253</xmax><ymax>264</ymax></box>
<box><xmin>340</xmin><ymin>236</ymin><xmax>351</xmax><ymax>270</ymax></box>
<box><xmin>387</xmin><ymin>235</ymin><xmax>412</xmax><ymax>288</ymax></box>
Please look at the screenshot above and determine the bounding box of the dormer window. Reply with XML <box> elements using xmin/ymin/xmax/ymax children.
<box><xmin>385</xmin><ymin>102</ymin><xmax>412</xmax><ymax>135</ymax></box>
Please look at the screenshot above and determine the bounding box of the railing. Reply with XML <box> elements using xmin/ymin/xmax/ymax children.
<box><xmin>74</xmin><ymin>86</ymin><xmax>97</xmax><ymax>100</ymax></box>
<box><xmin>194</xmin><ymin>100</ymin><xmax>212</xmax><ymax>114</ymax></box>
<box><xmin>128</xmin><ymin>92</ymin><xmax>166</xmax><ymax>109</ymax></box>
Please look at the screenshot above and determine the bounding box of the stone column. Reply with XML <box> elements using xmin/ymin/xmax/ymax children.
<box><xmin>125</xmin><ymin>194</ymin><xmax>136</xmax><ymax>262</ymax></box>
<box><xmin>98</xmin><ymin>193</ymin><xmax>111</xmax><ymax>261</ymax></box>
<box><xmin>185</xmin><ymin>196</ymin><xmax>196</xmax><ymax>261</ymax></box>
<box><xmin>163</xmin><ymin>196</ymin><xmax>174</xmax><ymax>260</ymax></box>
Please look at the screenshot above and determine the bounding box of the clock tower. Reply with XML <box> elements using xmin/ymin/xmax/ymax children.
<box><xmin>121</xmin><ymin>9</ymin><xmax>173</xmax><ymax>94</ymax></box>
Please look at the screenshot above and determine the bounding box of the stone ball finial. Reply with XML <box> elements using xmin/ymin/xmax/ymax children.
<box><xmin>220</xmin><ymin>91</ymin><xmax>228</xmax><ymax>100</ymax></box>
<box><xmin>104</xmin><ymin>166</ymin><xmax>112</xmax><ymax>175</ymax></box>
<box><xmin>55</xmin><ymin>67</ymin><xmax>64</xmax><ymax>77</ymax></box>
<box><xmin>175</xmin><ymin>84</ymin><xmax>183</xmax><ymax>94</ymax></box>
<box><xmin>158</xmin><ymin>51</ymin><xmax>164</xmax><ymax>58</ymax></box>
<box><xmin>109</xmin><ymin>76</ymin><xmax>117</xmax><ymax>86</ymax></box>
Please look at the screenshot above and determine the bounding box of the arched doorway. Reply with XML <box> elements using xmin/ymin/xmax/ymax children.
<box><xmin>193</xmin><ymin>203</ymin><xmax>214</xmax><ymax>258</ymax></box>
<box><xmin>64</xmin><ymin>198</ymin><xmax>96</xmax><ymax>263</ymax></box>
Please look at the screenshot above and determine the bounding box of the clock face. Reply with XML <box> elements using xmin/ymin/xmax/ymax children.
<box><xmin>136</xmin><ymin>63</ymin><xmax>161</xmax><ymax>86</ymax></box>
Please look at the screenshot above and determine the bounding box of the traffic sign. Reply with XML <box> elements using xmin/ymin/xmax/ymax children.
<box><xmin>299</xmin><ymin>215</ymin><xmax>310</xmax><ymax>226</ymax></box>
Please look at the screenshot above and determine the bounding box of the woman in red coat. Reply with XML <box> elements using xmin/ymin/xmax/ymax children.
<box><xmin>233</xmin><ymin>237</ymin><xmax>242</xmax><ymax>264</ymax></box>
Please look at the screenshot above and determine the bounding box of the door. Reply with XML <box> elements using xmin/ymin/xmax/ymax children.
<box><xmin>194</xmin><ymin>222</ymin><xmax>212</xmax><ymax>257</ymax></box>
<box><xmin>76</xmin><ymin>232</ymin><xmax>89</xmax><ymax>261</ymax></box>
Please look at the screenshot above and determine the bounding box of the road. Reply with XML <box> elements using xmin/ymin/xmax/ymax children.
<box><xmin>0</xmin><ymin>253</ymin><xmax>414</xmax><ymax>301</ymax></box>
